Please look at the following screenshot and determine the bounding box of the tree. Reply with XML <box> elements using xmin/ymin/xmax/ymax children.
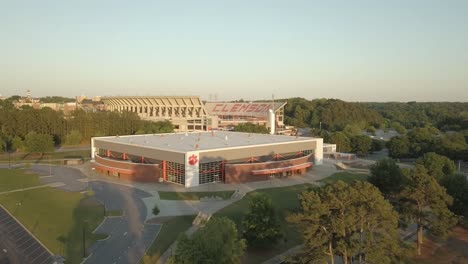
<box><xmin>327</xmin><ymin>132</ymin><xmax>351</xmax><ymax>153</ymax></box>
<box><xmin>11</xmin><ymin>136</ymin><xmax>24</xmax><ymax>152</ymax></box>
<box><xmin>64</xmin><ymin>130</ymin><xmax>83</xmax><ymax>146</ymax></box>
<box><xmin>387</xmin><ymin>136</ymin><xmax>410</xmax><ymax>158</ymax></box>
<box><xmin>399</xmin><ymin>165</ymin><xmax>457</xmax><ymax>255</ymax></box>
<box><xmin>369</xmin><ymin>158</ymin><xmax>406</xmax><ymax>199</ymax></box>
<box><xmin>416</xmin><ymin>152</ymin><xmax>455</xmax><ymax>182</ymax></box>
<box><xmin>343</xmin><ymin>124</ymin><xmax>362</xmax><ymax>136</ymax></box>
<box><xmin>288</xmin><ymin>181</ymin><xmax>401</xmax><ymax>264</ymax></box>
<box><xmin>371</xmin><ymin>139</ymin><xmax>385</xmax><ymax>152</ymax></box>
<box><xmin>24</xmin><ymin>132</ymin><xmax>54</xmax><ymax>154</ymax></box>
<box><xmin>233</xmin><ymin>123</ymin><xmax>269</xmax><ymax>134</ymax></box>
<box><xmin>392</xmin><ymin>122</ymin><xmax>406</xmax><ymax>135</ymax></box>
<box><xmin>440</xmin><ymin>173</ymin><xmax>468</xmax><ymax>217</ymax></box>
<box><xmin>366</xmin><ymin>126</ymin><xmax>376</xmax><ymax>135</ymax></box>
<box><xmin>138</xmin><ymin>120</ymin><xmax>174</xmax><ymax>134</ymax></box>
<box><xmin>350</xmin><ymin>135</ymin><xmax>372</xmax><ymax>156</ymax></box>
<box><xmin>242</xmin><ymin>193</ymin><xmax>282</xmax><ymax>248</ymax></box>
<box><xmin>170</xmin><ymin>217</ymin><xmax>246</xmax><ymax>264</ymax></box>
<box><xmin>152</xmin><ymin>205</ymin><xmax>160</xmax><ymax>216</ymax></box>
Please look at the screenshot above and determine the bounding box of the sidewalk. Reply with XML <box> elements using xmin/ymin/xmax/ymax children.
<box><xmin>0</xmin><ymin>182</ymin><xmax>65</xmax><ymax>195</ymax></box>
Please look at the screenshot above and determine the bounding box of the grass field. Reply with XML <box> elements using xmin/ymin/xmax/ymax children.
<box><xmin>140</xmin><ymin>215</ymin><xmax>196</xmax><ymax>264</ymax></box>
<box><xmin>0</xmin><ymin>168</ymin><xmax>41</xmax><ymax>192</ymax></box>
<box><xmin>158</xmin><ymin>190</ymin><xmax>235</xmax><ymax>200</ymax></box>
<box><xmin>318</xmin><ymin>171</ymin><xmax>368</xmax><ymax>185</ymax></box>
<box><xmin>0</xmin><ymin>187</ymin><xmax>105</xmax><ymax>264</ymax></box>
<box><xmin>0</xmin><ymin>149</ymin><xmax>91</xmax><ymax>164</ymax></box>
<box><xmin>215</xmin><ymin>183</ymin><xmax>316</xmax><ymax>264</ymax></box>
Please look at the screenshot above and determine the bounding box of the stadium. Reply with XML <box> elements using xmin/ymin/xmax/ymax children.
<box><xmin>91</xmin><ymin>131</ymin><xmax>323</xmax><ymax>187</ymax></box>
<box><xmin>101</xmin><ymin>96</ymin><xmax>287</xmax><ymax>132</ymax></box>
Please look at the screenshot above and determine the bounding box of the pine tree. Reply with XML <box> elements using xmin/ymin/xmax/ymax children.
<box><xmin>399</xmin><ymin>165</ymin><xmax>457</xmax><ymax>255</ymax></box>
<box><xmin>288</xmin><ymin>181</ymin><xmax>401</xmax><ymax>264</ymax></box>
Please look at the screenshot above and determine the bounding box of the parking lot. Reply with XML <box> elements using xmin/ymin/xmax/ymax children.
<box><xmin>0</xmin><ymin>206</ymin><xmax>54</xmax><ymax>264</ymax></box>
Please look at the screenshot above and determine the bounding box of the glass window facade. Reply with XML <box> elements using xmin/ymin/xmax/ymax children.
<box><xmin>199</xmin><ymin>162</ymin><xmax>223</xmax><ymax>184</ymax></box>
<box><xmin>166</xmin><ymin>161</ymin><xmax>185</xmax><ymax>185</ymax></box>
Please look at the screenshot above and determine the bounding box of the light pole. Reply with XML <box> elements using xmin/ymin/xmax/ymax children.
<box><xmin>319</xmin><ymin>121</ymin><xmax>322</xmax><ymax>130</ymax></box>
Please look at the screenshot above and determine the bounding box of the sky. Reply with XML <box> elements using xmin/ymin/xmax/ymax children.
<box><xmin>1</xmin><ymin>0</ymin><xmax>467</xmax><ymax>102</ymax></box>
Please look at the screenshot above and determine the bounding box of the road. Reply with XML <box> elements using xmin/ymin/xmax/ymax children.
<box><xmin>84</xmin><ymin>181</ymin><xmax>160</xmax><ymax>264</ymax></box>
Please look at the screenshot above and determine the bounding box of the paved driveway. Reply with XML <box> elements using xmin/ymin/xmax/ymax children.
<box><xmin>84</xmin><ymin>181</ymin><xmax>160</xmax><ymax>264</ymax></box>
<box><xmin>30</xmin><ymin>165</ymin><xmax>87</xmax><ymax>192</ymax></box>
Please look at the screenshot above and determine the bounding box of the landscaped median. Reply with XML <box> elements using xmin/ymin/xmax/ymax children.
<box><xmin>0</xmin><ymin>168</ymin><xmax>106</xmax><ymax>264</ymax></box>
<box><xmin>158</xmin><ymin>190</ymin><xmax>235</xmax><ymax>200</ymax></box>
<box><xmin>139</xmin><ymin>215</ymin><xmax>196</xmax><ymax>264</ymax></box>
<box><xmin>215</xmin><ymin>184</ymin><xmax>316</xmax><ymax>264</ymax></box>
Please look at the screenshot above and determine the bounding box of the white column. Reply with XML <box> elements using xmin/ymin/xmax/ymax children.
<box><xmin>91</xmin><ymin>137</ymin><xmax>96</xmax><ymax>160</ymax></box>
<box><xmin>315</xmin><ymin>138</ymin><xmax>323</xmax><ymax>165</ymax></box>
<box><xmin>185</xmin><ymin>151</ymin><xmax>200</xmax><ymax>187</ymax></box>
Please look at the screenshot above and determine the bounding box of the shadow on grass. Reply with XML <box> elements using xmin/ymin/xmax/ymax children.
<box><xmin>63</xmin><ymin>197</ymin><xmax>106</xmax><ymax>263</ymax></box>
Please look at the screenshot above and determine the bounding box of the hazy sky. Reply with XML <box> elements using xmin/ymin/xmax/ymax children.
<box><xmin>1</xmin><ymin>1</ymin><xmax>467</xmax><ymax>102</ymax></box>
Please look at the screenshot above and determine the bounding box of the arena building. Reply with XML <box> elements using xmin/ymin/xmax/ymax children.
<box><xmin>91</xmin><ymin>131</ymin><xmax>323</xmax><ymax>187</ymax></box>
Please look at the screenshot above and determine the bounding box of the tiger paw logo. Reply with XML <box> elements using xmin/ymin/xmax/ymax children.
<box><xmin>188</xmin><ymin>154</ymin><xmax>198</xmax><ymax>166</ymax></box>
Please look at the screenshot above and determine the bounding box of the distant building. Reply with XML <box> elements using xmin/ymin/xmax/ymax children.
<box><xmin>14</xmin><ymin>90</ymin><xmax>41</xmax><ymax>109</ymax></box>
<box><xmin>101</xmin><ymin>96</ymin><xmax>215</xmax><ymax>131</ymax></box>
<box><xmin>100</xmin><ymin>96</ymin><xmax>288</xmax><ymax>133</ymax></box>
<box><xmin>79</xmin><ymin>99</ymin><xmax>105</xmax><ymax>112</ymax></box>
<box><xmin>204</xmin><ymin>101</ymin><xmax>286</xmax><ymax>131</ymax></box>
<box><xmin>40</xmin><ymin>103</ymin><xmax>60</xmax><ymax>111</ymax></box>
<box><xmin>76</xmin><ymin>95</ymin><xmax>87</xmax><ymax>103</ymax></box>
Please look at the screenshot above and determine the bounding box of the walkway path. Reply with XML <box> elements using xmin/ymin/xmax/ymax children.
<box><xmin>0</xmin><ymin>182</ymin><xmax>65</xmax><ymax>195</ymax></box>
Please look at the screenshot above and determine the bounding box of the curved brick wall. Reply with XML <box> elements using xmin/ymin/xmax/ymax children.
<box><xmin>93</xmin><ymin>155</ymin><xmax>161</xmax><ymax>182</ymax></box>
<box><xmin>224</xmin><ymin>154</ymin><xmax>313</xmax><ymax>183</ymax></box>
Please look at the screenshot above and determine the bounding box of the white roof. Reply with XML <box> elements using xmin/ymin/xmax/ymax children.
<box><xmin>94</xmin><ymin>131</ymin><xmax>318</xmax><ymax>153</ymax></box>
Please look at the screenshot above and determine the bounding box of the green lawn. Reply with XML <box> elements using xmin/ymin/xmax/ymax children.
<box><xmin>318</xmin><ymin>171</ymin><xmax>368</xmax><ymax>185</ymax></box>
<box><xmin>215</xmin><ymin>184</ymin><xmax>316</xmax><ymax>264</ymax></box>
<box><xmin>0</xmin><ymin>187</ymin><xmax>105</xmax><ymax>264</ymax></box>
<box><xmin>0</xmin><ymin>149</ymin><xmax>91</xmax><ymax>164</ymax></box>
<box><xmin>140</xmin><ymin>215</ymin><xmax>196</xmax><ymax>264</ymax></box>
<box><xmin>0</xmin><ymin>168</ymin><xmax>41</xmax><ymax>192</ymax></box>
<box><xmin>158</xmin><ymin>190</ymin><xmax>235</xmax><ymax>200</ymax></box>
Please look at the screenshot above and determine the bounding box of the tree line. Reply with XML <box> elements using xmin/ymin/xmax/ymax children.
<box><xmin>284</xmin><ymin>98</ymin><xmax>383</xmax><ymax>131</ymax></box>
<box><xmin>282</xmin><ymin>98</ymin><xmax>468</xmax><ymax>160</ymax></box>
<box><xmin>0</xmin><ymin>101</ymin><xmax>173</xmax><ymax>153</ymax></box>
<box><xmin>387</xmin><ymin>126</ymin><xmax>468</xmax><ymax>160</ymax></box>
